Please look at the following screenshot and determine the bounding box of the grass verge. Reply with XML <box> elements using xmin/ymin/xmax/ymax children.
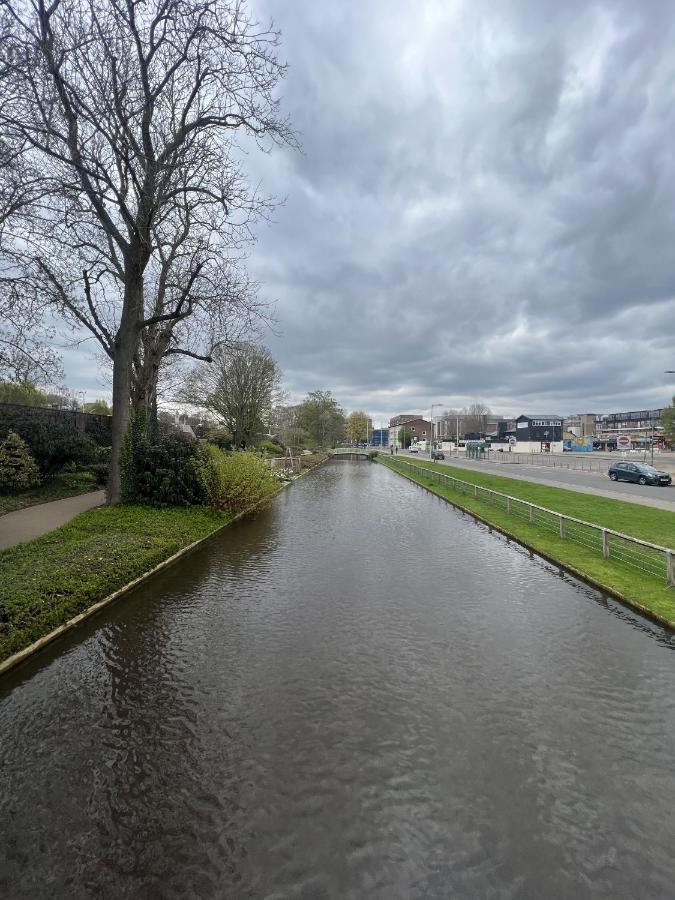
<box><xmin>378</xmin><ymin>456</ymin><xmax>675</xmax><ymax>627</ymax></box>
<box><xmin>0</xmin><ymin>471</ymin><xmax>101</xmax><ymax>515</ymax></box>
<box><xmin>0</xmin><ymin>504</ymin><xmax>230</xmax><ymax>663</ymax></box>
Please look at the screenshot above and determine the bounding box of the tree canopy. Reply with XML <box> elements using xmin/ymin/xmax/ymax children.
<box><xmin>297</xmin><ymin>391</ymin><xmax>345</xmax><ymax>448</ymax></box>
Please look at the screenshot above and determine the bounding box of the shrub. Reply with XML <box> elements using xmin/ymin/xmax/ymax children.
<box><xmin>87</xmin><ymin>445</ymin><xmax>111</xmax><ymax>485</ymax></box>
<box><xmin>258</xmin><ymin>439</ymin><xmax>285</xmax><ymax>456</ymax></box>
<box><xmin>201</xmin><ymin>446</ymin><xmax>279</xmax><ymax>513</ymax></box>
<box><xmin>0</xmin><ymin>412</ymin><xmax>96</xmax><ymax>477</ymax></box>
<box><xmin>121</xmin><ymin>427</ymin><xmax>209</xmax><ymax>507</ymax></box>
<box><xmin>0</xmin><ymin>432</ymin><xmax>40</xmax><ymax>493</ymax></box>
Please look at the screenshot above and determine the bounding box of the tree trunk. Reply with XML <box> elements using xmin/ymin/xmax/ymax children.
<box><xmin>107</xmin><ymin>272</ymin><xmax>143</xmax><ymax>504</ymax></box>
<box><xmin>130</xmin><ymin>332</ymin><xmax>168</xmax><ymax>437</ymax></box>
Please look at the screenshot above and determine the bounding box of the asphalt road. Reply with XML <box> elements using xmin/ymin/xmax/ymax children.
<box><xmin>397</xmin><ymin>451</ymin><xmax>675</xmax><ymax>512</ymax></box>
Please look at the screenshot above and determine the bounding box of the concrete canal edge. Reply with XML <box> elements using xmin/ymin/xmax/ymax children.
<box><xmin>378</xmin><ymin>458</ymin><xmax>675</xmax><ymax>632</ymax></box>
<box><xmin>0</xmin><ymin>463</ymin><xmax>329</xmax><ymax>679</ymax></box>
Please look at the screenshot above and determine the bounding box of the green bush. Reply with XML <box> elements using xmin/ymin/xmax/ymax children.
<box><xmin>201</xmin><ymin>446</ymin><xmax>279</xmax><ymax>513</ymax></box>
<box><xmin>0</xmin><ymin>415</ymin><xmax>96</xmax><ymax>477</ymax></box>
<box><xmin>0</xmin><ymin>432</ymin><xmax>40</xmax><ymax>493</ymax></box>
<box><xmin>86</xmin><ymin>445</ymin><xmax>111</xmax><ymax>485</ymax></box>
<box><xmin>258</xmin><ymin>439</ymin><xmax>285</xmax><ymax>455</ymax></box>
<box><xmin>121</xmin><ymin>428</ymin><xmax>209</xmax><ymax>507</ymax></box>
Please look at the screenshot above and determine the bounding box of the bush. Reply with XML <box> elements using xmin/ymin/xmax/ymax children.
<box><xmin>0</xmin><ymin>412</ymin><xmax>97</xmax><ymax>477</ymax></box>
<box><xmin>201</xmin><ymin>446</ymin><xmax>279</xmax><ymax>513</ymax></box>
<box><xmin>0</xmin><ymin>432</ymin><xmax>40</xmax><ymax>493</ymax></box>
<box><xmin>121</xmin><ymin>427</ymin><xmax>209</xmax><ymax>506</ymax></box>
<box><xmin>258</xmin><ymin>439</ymin><xmax>285</xmax><ymax>456</ymax></box>
<box><xmin>86</xmin><ymin>445</ymin><xmax>111</xmax><ymax>485</ymax></box>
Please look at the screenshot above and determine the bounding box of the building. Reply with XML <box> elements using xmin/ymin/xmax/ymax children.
<box><xmin>388</xmin><ymin>415</ymin><xmax>432</xmax><ymax>449</ymax></box>
<box><xmin>495</xmin><ymin>414</ymin><xmax>563</xmax><ymax>452</ymax></box>
<box><xmin>565</xmin><ymin>413</ymin><xmax>597</xmax><ymax>438</ymax></box>
<box><xmin>438</xmin><ymin>413</ymin><xmax>508</xmax><ymax>442</ymax></box>
<box><xmin>594</xmin><ymin>409</ymin><xmax>664</xmax><ymax>447</ymax></box>
<box><xmin>370</xmin><ymin>428</ymin><xmax>388</xmax><ymax>447</ymax></box>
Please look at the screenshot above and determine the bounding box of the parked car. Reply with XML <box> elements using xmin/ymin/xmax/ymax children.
<box><xmin>431</xmin><ymin>450</ymin><xmax>445</xmax><ymax>460</ymax></box>
<box><xmin>608</xmin><ymin>462</ymin><xmax>672</xmax><ymax>486</ymax></box>
<box><xmin>409</xmin><ymin>445</ymin><xmax>419</xmax><ymax>454</ymax></box>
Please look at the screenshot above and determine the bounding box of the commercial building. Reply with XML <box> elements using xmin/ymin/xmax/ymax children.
<box><xmin>564</xmin><ymin>413</ymin><xmax>597</xmax><ymax>438</ymax></box>
<box><xmin>495</xmin><ymin>414</ymin><xmax>564</xmax><ymax>452</ymax></box>
<box><xmin>594</xmin><ymin>409</ymin><xmax>664</xmax><ymax>447</ymax></box>
<box><xmin>370</xmin><ymin>428</ymin><xmax>388</xmax><ymax>447</ymax></box>
<box><xmin>388</xmin><ymin>415</ymin><xmax>432</xmax><ymax>449</ymax></box>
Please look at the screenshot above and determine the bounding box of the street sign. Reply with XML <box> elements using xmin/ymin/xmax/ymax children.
<box><xmin>617</xmin><ymin>435</ymin><xmax>631</xmax><ymax>449</ymax></box>
<box><xmin>508</xmin><ymin>436</ymin><xmax>517</xmax><ymax>446</ymax></box>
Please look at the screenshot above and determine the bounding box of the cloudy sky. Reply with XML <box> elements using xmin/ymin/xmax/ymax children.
<box><xmin>65</xmin><ymin>0</ymin><xmax>675</xmax><ymax>422</ymax></box>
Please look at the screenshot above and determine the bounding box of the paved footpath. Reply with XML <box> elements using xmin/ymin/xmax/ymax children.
<box><xmin>396</xmin><ymin>452</ymin><xmax>675</xmax><ymax>513</ymax></box>
<box><xmin>0</xmin><ymin>490</ymin><xmax>106</xmax><ymax>551</ymax></box>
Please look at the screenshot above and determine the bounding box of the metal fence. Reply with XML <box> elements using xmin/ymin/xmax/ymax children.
<box><xmin>435</xmin><ymin>447</ymin><xmax>675</xmax><ymax>475</ymax></box>
<box><xmin>489</xmin><ymin>451</ymin><xmax>609</xmax><ymax>472</ymax></box>
<box><xmin>388</xmin><ymin>458</ymin><xmax>675</xmax><ymax>586</ymax></box>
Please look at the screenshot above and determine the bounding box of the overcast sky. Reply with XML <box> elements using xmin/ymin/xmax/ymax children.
<box><xmin>63</xmin><ymin>0</ymin><xmax>675</xmax><ymax>422</ymax></box>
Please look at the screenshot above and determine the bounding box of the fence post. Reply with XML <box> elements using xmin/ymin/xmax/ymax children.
<box><xmin>559</xmin><ymin>515</ymin><xmax>565</xmax><ymax>539</ymax></box>
<box><xmin>529</xmin><ymin>504</ymin><xmax>535</xmax><ymax>523</ymax></box>
<box><xmin>474</xmin><ymin>484</ymin><xmax>477</xmax><ymax>498</ymax></box>
<box><xmin>667</xmin><ymin>550</ymin><xmax>675</xmax><ymax>587</ymax></box>
<box><xmin>602</xmin><ymin>529</ymin><xmax>609</xmax><ymax>559</ymax></box>
<box><xmin>506</xmin><ymin>497</ymin><xmax>511</xmax><ymax>514</ymax></box>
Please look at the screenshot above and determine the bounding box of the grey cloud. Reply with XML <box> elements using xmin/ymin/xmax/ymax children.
<box><xmin>56</xmin><ymin>0</ymin><xmax>675</xmax><ymax>418</ymax></box>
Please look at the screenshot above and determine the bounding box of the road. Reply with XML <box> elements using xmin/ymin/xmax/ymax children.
<box><xmin>397</xmin><ymin>450</ymin><xmax>675</xmax><ymax>511</ymax></box>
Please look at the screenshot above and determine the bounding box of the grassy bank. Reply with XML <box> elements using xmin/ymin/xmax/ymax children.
<box><xmin>0</xmin><ymin>505</ymin><xmax>230</xmax><ymax>663</ymax></box>
<box><xmin>378</xmin><ymin>456</ymin><xmax>675</xmax><ymax>626</ymax></box>
<box><xmin>0</xmin><ymin>471</ymin><xmax>101</xmax><ymax>515</ymax></box>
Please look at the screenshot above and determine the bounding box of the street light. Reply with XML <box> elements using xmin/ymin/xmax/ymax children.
<box><xmin>429</xmin><ymin>403</ymin><xmax>447</xmax><ymax>459</ymax></box>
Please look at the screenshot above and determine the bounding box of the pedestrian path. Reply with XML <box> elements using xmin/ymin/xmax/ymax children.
<box><xmin>0</xmin><ymin>490</ymin><xmax>106</xmax><ymax>551</ymax></box>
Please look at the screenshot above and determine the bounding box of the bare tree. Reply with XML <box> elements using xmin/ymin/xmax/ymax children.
<box><xmin>0</xmin><ymin>283</ymin><xmax>63</xmax><ymax>384</ymax></box>
<box><xmin>0</xmin><ymin>0</ymin><xmax>291</xmax><ymax>501</ymax></box>
<box><xmin>183</xmin><ymin>342</ymin><xmax>282</xmax><ymax>447</ymax></box>
<box><xmin>462</xmin><ymin>402</ymin><xmax>491</xmax><ymax>437</ymax></box>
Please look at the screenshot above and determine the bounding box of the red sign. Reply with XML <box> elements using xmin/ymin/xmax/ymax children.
<box><xmin>617</xmin><ymin>435</ymin><xmax>631</xmax><ymax>448</ymax></box>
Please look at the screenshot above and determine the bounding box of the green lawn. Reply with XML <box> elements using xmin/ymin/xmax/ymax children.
<box><xmin>394</xmin><ymin>457</ymin><xmax>675</xmax><ymax>546</ymax></box>
<box><xmin>0</xmin><ymin>471</ymin><xmax>101</xmax><ymax>515</ymax></box>
<box><xmin>379</xmin><ymin>456</ymin><xmax>675</xmax><ymax>627</ymax></box>
<box><xmin>0</xmin><ymin>505</ymin><xmax>229</xmax><ymax>663</ymax></box>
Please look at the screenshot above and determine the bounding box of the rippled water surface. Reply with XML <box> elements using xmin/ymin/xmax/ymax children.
<box><xmin>1</xmin><ymin>461</ymin><xmax>675</xmax><ymax>899</ymax></box>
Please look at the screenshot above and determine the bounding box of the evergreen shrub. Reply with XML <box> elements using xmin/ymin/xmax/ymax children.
<box><xmin>0</xmin><ymin>432</ymin><xmax>40</xmax><ymax>493</ymax></box>
<box><xmin>121</xmin><ymin>427</ymin><xmax>209</xmax><ymax>507</ymax></box>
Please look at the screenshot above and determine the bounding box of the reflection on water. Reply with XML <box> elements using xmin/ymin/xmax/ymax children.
<box><xmin>1</xmin><ymin>461</ymin><xmax>674</xmax><ymax>899</ymax></box>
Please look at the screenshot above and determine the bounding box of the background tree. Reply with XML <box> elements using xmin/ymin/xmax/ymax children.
<box><xmin>346</xmin><ymin>411</ymin><xmax>369</xmax><ymax>445</ymax></box>
<box><xmin>297</xmin><ymin>391</ymin><xmax>345</xmax><ymax>448</ymax></box>
<box><xmin>0</xmin><ymin>0</ymin><xmax>291</xmax><ymax>501</ymax></box>
<box><xmin>398</xmin><ymin>425</ymin><xmax>412</xmax><ymax>449</ymax></box>
<box><xmin>462</xmin><ymin>402</ymin><xmax>491</xmax><ymax>437</ymax></box>
<box><xmin>0</xmin><ymin>380</ymin><xmax>49</xmax><ymax>407</ymax></box>
<box><xmin>183</xmin><ymin>343</ymin><xmax>282</xmax><ymax>448</ymax></box>
<box><xmin>83</xmin><ymin>399</ymin><xmax>112</xmax><ymax>416</ymax></box>
<box><xmin>269</xmin><ymin>403</ymin><xmax>309</xmax><ymax>448</ymax></box>
<box><xmin>661</xmin><ymin>399</ymin><xmax>675</xmax><ymax>442</ymax></box>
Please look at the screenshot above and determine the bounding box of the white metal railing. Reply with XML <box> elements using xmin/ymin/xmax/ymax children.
<box><xmin>387</xmin><ymin>457</ymin><xmax>675</xmax><ymax>586</ymax></box>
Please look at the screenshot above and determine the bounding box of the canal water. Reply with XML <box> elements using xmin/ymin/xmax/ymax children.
<box><xmin>1</xmin><ymin>461</ymin><xmax>674</xmax><ymax>899</ymax></box>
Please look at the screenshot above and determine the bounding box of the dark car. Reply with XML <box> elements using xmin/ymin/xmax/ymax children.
<box><xmin>608</xmin><ymin>461</ymin><xmax>672</xmax><ymax>486</ymax></box>
<box><xmin>431</xmin><ymin>450</ymin><xmax>445</xmax><ymax>460</ymax></box>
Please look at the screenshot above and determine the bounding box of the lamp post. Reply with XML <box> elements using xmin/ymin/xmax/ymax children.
<box><xmin>429</xmin><ymin>404</ymin><xmax>447</xmax><ymax>458</ymax></box>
